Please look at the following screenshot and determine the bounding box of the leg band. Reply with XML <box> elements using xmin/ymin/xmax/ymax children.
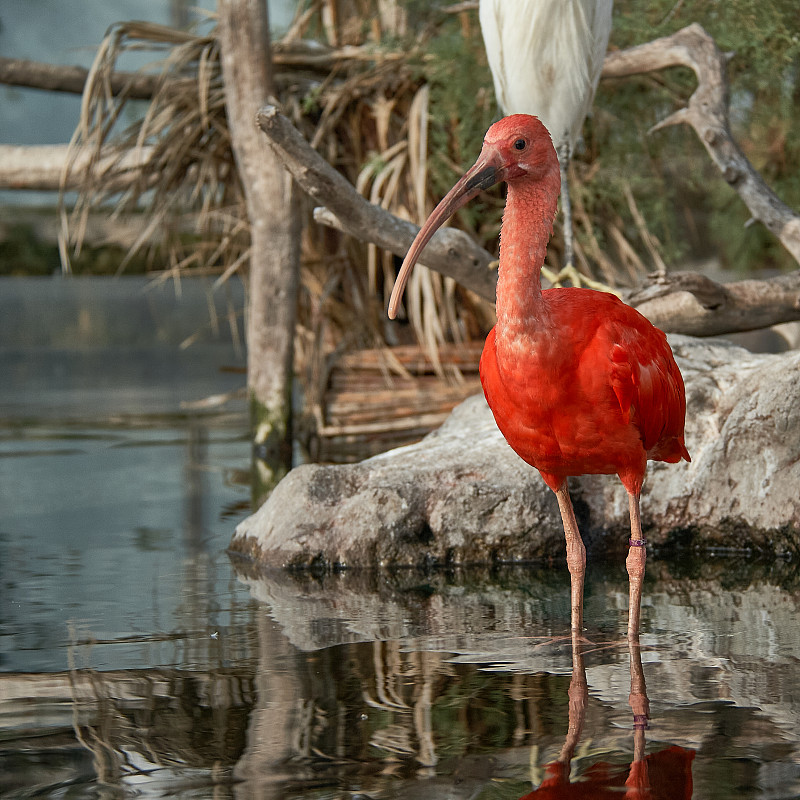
<box><xmin>628</xmin><ymin>537</ymin><xmax>646</xmax><ymax>547</ymax></box>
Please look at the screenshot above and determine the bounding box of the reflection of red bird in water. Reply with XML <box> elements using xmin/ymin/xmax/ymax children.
<box><xmin>389</xmin><ymin>115</ymin><xmax>690</xmax><ymax>638</ymax></box>
<box><xmin>514</xmin><ymin>633</ymin><xmax>694</xmax><ymax>799</ymax></box>
<box><xmin>518</xmin><ymin>745</ymin><xmax>695</xmax><ymax>799</ymax></box>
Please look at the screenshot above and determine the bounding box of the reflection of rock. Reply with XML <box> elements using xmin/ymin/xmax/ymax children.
<box><xmin>234</xmin><ymin>560</ymin><xmax>800</xmax><ymax>749</ymax></box>
<box><xmin>235</xmin><ymin>564</ymin><xmax>572</xmax><ymax>653</ymax></box>
<box><xmin>231</xmin><ymin>337</ymin><xmax>800</xmax><ymax>568</ymax></box>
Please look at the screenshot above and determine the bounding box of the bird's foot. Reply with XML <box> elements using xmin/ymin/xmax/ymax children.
<box><xmin>542</xmin><ymin>263</ymin><xmax>621</xmax><ymax>297</ymax></box>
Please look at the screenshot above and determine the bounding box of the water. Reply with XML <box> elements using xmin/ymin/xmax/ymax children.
<box><xmin>6</xmin><ymin>539</ymin><xmax>800</xmax><ymax>800</ymax></box>
<box><xmin>4</xmin><ymin>438</ymin><xmax>800</xmax><ymax>800</ymax></box>
<box><xmin>3</xmin><ymin>278</ymin><xmax>800</xmax><ymax>799</ymax></box>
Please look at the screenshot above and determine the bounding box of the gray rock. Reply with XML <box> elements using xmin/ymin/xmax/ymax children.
<box><xmin>230</xmin><ymin>336</ymin><xmax>800</xmax><ymax>567</ymax></box>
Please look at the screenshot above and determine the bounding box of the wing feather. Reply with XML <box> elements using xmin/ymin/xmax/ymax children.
<box><xmin>608</xmin><ymin>325</ymin><xmax>690</xmax><ymax>463</ymax></box>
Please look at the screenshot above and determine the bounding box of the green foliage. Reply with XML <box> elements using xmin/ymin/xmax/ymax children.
<box><xmin>614</xmin><ymin>0</ymin><xmax>800</xmax><ymax>85</ymax></box>
<box><xmin>301</xmin><ymin>84</ymin><xmax>323</xmax><ymax>116</ymax></box>
<box><xmin>598</xmin><ymin>0</ymin><xmax>800</xmax><ymax>273</ymax></box>
<box><xmin>408</xmin><ymin>13</ymin><xmax>503</xmax><ymax>243</ymax></box>
<box><xmin>414</xmin><ymin>0</ymin><xmax>800</xmax><ymax>276</ymax></box>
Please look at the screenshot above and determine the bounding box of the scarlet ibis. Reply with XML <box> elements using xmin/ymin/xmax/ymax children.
<box><xmin>479</xmin><ymin>0</ymin><xmax>613</xmax><ymax>285</ymax></box>
<box><xmin>515</xmin><ymin>633</ymin><xmax>694</xmax><ymax>798</ymax></box>
<box><xmin>388</xmin><ymin>115</ymin><xmax>690</xmax><ymax>639</ymax></box>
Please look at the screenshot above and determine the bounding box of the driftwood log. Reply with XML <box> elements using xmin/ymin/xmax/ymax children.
<box><xmin>255</xmin><ymin>105</ymin><xmax>498</xmax><ymax>303</ymax></box>
<box><xmin>0</xmin><ymin>56</ymin><xmax>161</xmax><ymax>99</ymax></box>
<box><xmin>629</xmin><ymin>270</ymin><xmax>800</xmax><ymax>336</ymax></box>
<box><xmin>0</xmin><ymin>144</ymin><xmax>154</xmax><ymax>192</ymax></box>
<box><xmin>0</xmin><ymin>45</ymin><xmax>397</xmax><ymax>97</ymax></box>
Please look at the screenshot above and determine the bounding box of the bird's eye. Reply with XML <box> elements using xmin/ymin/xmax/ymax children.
<box><xmin>513</xmin><ymin>138</ymin><xmax>527</xmax><ymax>151</ymax></box>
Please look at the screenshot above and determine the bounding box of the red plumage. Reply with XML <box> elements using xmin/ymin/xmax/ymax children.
<box><xmin>516</xmin><ymin>745</ymin><xmax>695</xmax><ymax>799</ymax></box>
<box><xmin>480</xmin><ymin>287</ymin><xmax>690</xmax><ymax>495</ymax></box>
<box><xmin>389</xmin><ymin>114</ymin><xmax>690</xmax><ymax>638</ymax></box>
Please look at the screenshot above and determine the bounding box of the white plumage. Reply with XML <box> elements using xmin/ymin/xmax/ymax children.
<box><xmin>479</xmin><ymin>0</ymin><xmax>612</xmax><ymax>151</ymax></box>
<box><xmin>479</xmin><ymin>0</ymin><xmax>613</xmax><ymax>278</ymax></box>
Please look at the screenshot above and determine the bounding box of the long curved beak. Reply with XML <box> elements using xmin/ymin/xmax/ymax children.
<box><xmin>387</xmin><ymin>152</ymin><xmax>505</xmax><ymax>320</ymax></box>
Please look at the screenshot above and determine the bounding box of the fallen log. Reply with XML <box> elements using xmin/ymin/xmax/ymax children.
<box><xmin>0</xmin><ymin>56</ymin><xmax>159</xmax><ymax>99</ymax></box>
<box><xmin>0</xmin><ymin>143</ymin><xmax>154</xmax><ymax>192</ymax></box>
<box><xmin>0</xmin><ymin>44</ymin><xmax>401</xmax><ymax>98</ymax></box>
<box><xmin>628</xmin><ymin>271</ymin><xmax>800</xmax><ymax>337</ymax></box>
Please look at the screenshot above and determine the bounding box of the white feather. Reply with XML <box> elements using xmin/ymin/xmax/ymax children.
<box><xmin>479</xmin><ymin>0</ymin><xmax>613</xmax><ymax>151</ymax></box>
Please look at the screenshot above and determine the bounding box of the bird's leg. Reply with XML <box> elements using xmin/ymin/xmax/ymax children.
<box><xmin>541</xmin><ymin>628</ymin><xmax>589</xmax><ymax>787</ymax></box>
<box><xmin>539</xmin><ymin>142</ymin><xmax>622</xmax><ymax>297</ymax></box>
<box><xmin>628</xmin><ymin>631</ymin><xmax>650</xmax><ymax>737</ymax></box>
<box><xmin>555</xmin><ymin>484</ymin><xmax>586</xmax><ymax>635</ymax></box>
<box><xmin>626</xmin><ymin>631</ymin><xmax>651</xmax><ymax>795</ymax></box>
<box><xmin>558</xmin><ymin>143</ymin><xmax>574</xmax><ymax>272</ymax></box>
<box><xmin>560</xmin><ymin>628</ymin><xmax>588</xmax><ymax>763</ymax></box>
<box><xmin>626</xmin><ymin>492</ymin><xmax>646</xmax><ymax>640</ymax></box>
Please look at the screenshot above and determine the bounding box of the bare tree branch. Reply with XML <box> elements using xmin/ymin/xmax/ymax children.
<box><xmin>0</xmin><ymin>56</ymin><xmax>160</xmax><ymax>99</ymax></box>
<box><xmin>257</xmin><ymin>106</ymin><xmax>800</xmax><ymax>337</ymax></box>
<box><xmin>0</xmin><ymin>144</ymin><xmax>154</xmax><ymax>191</ymax></box>
<box><xmin>256</xmin><ymin>104</ymin><xmax>498</xmax><ymax>303</ymax></box>
<box><xmin>602</xmin><ymin>23</ymin><xmax>800</xmax><ymax>265</ymax></box>
<box><xmin>626</xmin><ymin>271</ymin><xmax>800</xmax><ymax>336</ymax></box>
<box><xmin>5</xmin><ymin>25</ymin><xmax>797</xmax><ymax>341</ymax></box>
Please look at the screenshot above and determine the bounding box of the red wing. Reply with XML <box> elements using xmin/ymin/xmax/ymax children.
<box><xmin>609</xmin><ymin>329</ymin><xmax>690</xmax><ymax>463</ymax></box>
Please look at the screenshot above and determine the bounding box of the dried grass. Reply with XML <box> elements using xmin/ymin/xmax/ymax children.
<box><xmin>59</xmin><ymin>2</ymin><xmax>657</xmax><ymax>431</ymax></box>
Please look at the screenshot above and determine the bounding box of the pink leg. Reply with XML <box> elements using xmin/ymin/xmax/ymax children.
<box><xmin>626</xmin><ymin>492</ymin><xmax>646</xmax><ymax>640</ymax></box>
<box><xmin>554</xmin><ymin>628</ymin><xmax>588</xmax><ymax>774</ymax></box>
<box><xmin>555</xmin><ymin>485</ymin><xmax>586</xmax><ymax>635</ymax></box>
<box><xmin>626</xmin><ymin>630</ymin><xmax>651</xmax><ymax>792</ymax></box>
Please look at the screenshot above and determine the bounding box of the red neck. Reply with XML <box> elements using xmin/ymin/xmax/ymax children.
<box><xmin>495</xmin><ymin>172</ymin><xmax>560</xmax><ymax>342</ymax></box>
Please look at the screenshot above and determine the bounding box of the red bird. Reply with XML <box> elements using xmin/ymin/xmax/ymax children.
<box><xmin>389</xmin><ymin>115</ymin><xmax>690</xmax><ymax>638</ymax></box>
<box><xmin>515</xmin><ymin>746</ymin><xmax>694</xmax><ymax>799</ymax></box>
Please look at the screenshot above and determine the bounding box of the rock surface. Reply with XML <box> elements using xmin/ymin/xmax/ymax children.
<box><xmin>230</xmin><ymin>336</ymin><xmax>800</xmax><ymax>567</ymax></box>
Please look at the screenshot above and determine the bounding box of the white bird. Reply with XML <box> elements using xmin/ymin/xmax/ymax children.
<box><xmin>479</xmin><ymin>0</ymin><xmax>613</xmax><ymax>286</ymax></box>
